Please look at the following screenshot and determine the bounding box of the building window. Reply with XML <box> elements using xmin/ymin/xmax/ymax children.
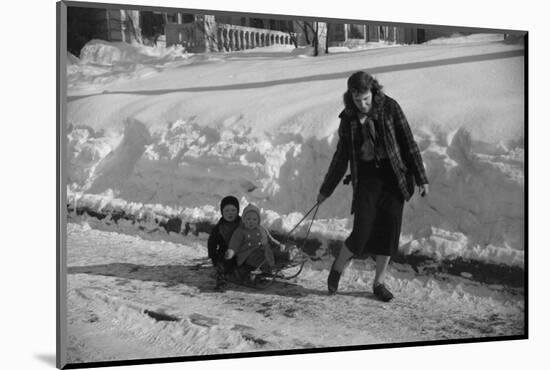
<box><xmin>250</xmin><ymin>18</ymin><xmax>265</xmax><ymax>29</ymax></box>
<box><xmin>215</xmin><ymin>16</ymin><xmax>232</xmax><ymax>24</ymax></box>
<box><xmin>166</xmin><ymin>12</ymin><xmax>178</xmax><ymax>23</ymax></box>
<box><xmin>348</xmin><ymin>24</ymin><xmax>364</xmax><ymax>39</ymax></box>
<box><xmin>329</xmin><ymin>23</ymin><xmax>346</xmax><ymax>42</ymax></box>
<box><xmin>181</xmin><ymin>14</ymin><xmax>194</xmax><ymax>23</ymax></box>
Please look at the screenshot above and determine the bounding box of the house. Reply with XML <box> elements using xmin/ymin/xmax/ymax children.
<box><xmin>67</xmin><ymin>6</ymin><xmax>466</xmax><ymax>56</ymax></box>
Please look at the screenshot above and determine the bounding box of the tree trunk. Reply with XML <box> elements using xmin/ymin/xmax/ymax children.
<box><xmin>302</xmin><ymin>22</ymin><xmax>311</xmax><ymax>44</ymax></box>
<box><xmin>325</xmin><ymin>23</ymin><xmax>330</xmax><ymax>54</ymax></box>
<box><xmin>313</xmin><ymin>22</ymin><xmax>319</xmax><ymax>56</ymax></box>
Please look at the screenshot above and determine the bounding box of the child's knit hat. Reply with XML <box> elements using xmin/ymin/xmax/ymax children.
<box><xmin>242</xmin><ymin>204</ymin><xmax>261</xmax><ymax>221</ymax></box>
<box><xmin>220</xmin><ymin>195</ymin><xmax>240</xmax><ymax>215</ymax></box>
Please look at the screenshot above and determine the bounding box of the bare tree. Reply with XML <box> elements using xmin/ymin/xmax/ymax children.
<box><xmin>303</xmin><ymin>23</ymin><xmax>312</xmax><ymax>45</ymax></box>
<box><xmin>325</xmin><ymin>23</ymin><xmax>330</xmax><ymax>54</ymax></box>
<box><xmin>294</xmin><ymin>21</ymin><xmax>319</xmax><ymax>54</ymax></box>
<box><xmin>121</xmin><ymin>11</ymin><xmax>141</xmax><ymax>43</ymax></box>
<box><xmin>288</xmin><ymin>33</ymin><xmax>299</xmax><ymax>48</ymax></box>
<box><xmin>313</xmin><ymin>22</ymin><xmax>319</xmax><ymax>56</ymax></box>
<box><xmin>279</xmin><ymin>21</ymin><xmax>299</xmax><ymax>48</ymax></box>
<box><xmin>194</xmin><ymin>20</ymin><xmax>220</xmax><ymax>51</ymax></box>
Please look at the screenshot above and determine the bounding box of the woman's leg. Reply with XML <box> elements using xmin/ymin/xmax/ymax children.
<box><xmin>328</xmin><ymin>172</ymin><xmax>380</xmax><ymax>294</ymax></box>
<box><xmin>372</xmin><ymin>254</ymin><xmax>394</xmax><ymax>301</ymax></box>
<box><xmin>328</xmin><ymin>244</ymin><xmax>354</xmax><ymax>294</ymax></box>
<box><xmin>373</xmin><ymin>255</ymin><xmax>391</xmax><ymax>286</ymax></box>
<box><xmin>332</xmin><ymin>244</ymin><xmax>354</xmax><ymax>273</ymax></box>
<box><xmin>369</xmin><ymin>180</ymin><xmax>404</xmax><ymax>301</ymax></box>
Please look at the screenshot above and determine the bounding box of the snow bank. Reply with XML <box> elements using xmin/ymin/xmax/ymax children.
<box><xmin>328</xmin><ymin>41</ymin><xmax>404</xmax><ymax>54</ymax></box>
<box><xmin>287</xmin><ymin>43</ymin><xmax>401</xmax><ymax>57</ymax></box>
<box><xmin>424</xmin><ymin>33</ymin><xmax>505</xmax><ymax>45</ymax></box>
<box><xmin>79</xmin><ymin>39</ymin><xmax>189</xmax><ymax>65</ymax></box>
<box><xmin>66</xmin><ymin>37</ymin><xmax>524</xmax><ymax>268</ymax></box>
<box><xmin>67</xmin><ymin>39</ymin><xmax>192</xmax><ymax>92</ymax></box>
<box><xmin>67</xmin><ymin>52</ymin><xmax>80</xmax><ymax>65</ymax></box>
<box><xmin>67</xmin><ymin>117</ymin><xmax>523</xmax><ymax>267</ymax></box>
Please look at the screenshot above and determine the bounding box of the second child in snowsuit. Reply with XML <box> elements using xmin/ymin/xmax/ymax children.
<box><xmin>225</xmin><ymin>204</ymin><xmax>290</xmax><ymax>277</ymax></box>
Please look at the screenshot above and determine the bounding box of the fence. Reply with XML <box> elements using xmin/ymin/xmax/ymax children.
<box><xmin>166</xmin><ymin>22</ymin><xmax>295</xmax><ymax>52</ymax></box>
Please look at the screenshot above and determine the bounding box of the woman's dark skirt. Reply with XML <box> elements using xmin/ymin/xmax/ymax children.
<box><xmin>346</xmin><ymin>159</ymin><xmax>404</xmax><ymax>258</ymax></box>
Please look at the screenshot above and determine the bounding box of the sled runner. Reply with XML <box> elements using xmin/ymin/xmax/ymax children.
<box><xmin>217</xmin><ymin>203</ymin><xmax>320</xmax><ymax>290</ymax></box>
<box><xmin>218</xmin><ymin>244</ymin><xmax>309</xmax><ymax>289</ymax></box>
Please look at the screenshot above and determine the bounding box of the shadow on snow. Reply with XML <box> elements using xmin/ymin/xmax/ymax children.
<box><xmin>67</xmin><ymin>257</ymin><xmax>381</xmax><ymax>300</ymax></box>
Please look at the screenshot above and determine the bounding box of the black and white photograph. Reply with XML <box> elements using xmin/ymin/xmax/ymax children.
<box><xmin>56</xmin><ymin>0</ymin><xmax>527</xmax><ymax>368</ymax></box>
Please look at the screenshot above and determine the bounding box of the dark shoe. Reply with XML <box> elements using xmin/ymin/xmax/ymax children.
<box><xmin>214</xmin><ymin>274</ymin><xmax>227</xmax><ymax>291</ymax></box>
<box><xmin>373</xmin><ymin>283</ymin><xmax>394</xmax><ymax>302</ymax></box>
<box><xmin>327</xmin><ymin>261</ymin><xmax>341</xmax><ymax>295</ymax></box>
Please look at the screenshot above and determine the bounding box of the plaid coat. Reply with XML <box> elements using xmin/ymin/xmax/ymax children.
<box><xmin>319</xmin><ymin>95</ymin><xmax>429</xmax><ymax>214</ymax></box>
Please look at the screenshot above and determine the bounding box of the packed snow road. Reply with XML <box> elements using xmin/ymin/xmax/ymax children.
<box><xmin>66</xmin><ymin>222</ymin><xmax>524</xmax><ymax>364</ymax></box>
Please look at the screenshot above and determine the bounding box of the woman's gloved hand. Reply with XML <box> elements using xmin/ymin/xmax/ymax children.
<box><xmin>225</xmin><ymin>249</ymin><xmax>235</xmax><ymax>260</ymax></box>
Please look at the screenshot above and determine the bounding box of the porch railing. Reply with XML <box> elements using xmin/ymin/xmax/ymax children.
<box><xmin>166</xmin><ymin>22</ymin><xmax>295</xmax><ymax>52</ymax></box>
<box><xmin>216</xmin><ymin>24</ymin><xmax>294</xmax><ymax>52</ymax></box>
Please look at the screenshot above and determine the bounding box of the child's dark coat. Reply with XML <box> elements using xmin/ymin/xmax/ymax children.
<box><xmin>207</xmin><ymin>216</ymin><xmax>242</xmax><ymax>265</ymax></box>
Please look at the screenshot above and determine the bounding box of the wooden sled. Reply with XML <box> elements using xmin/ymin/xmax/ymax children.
<box><xmin>223</xmin><ymin>247</ymin><xmax>309</xmax><ymax>290</ymax></box>
<box><xmin>221</xmin><ymin>203</ymin><xmax>320</xmax><ymax>290</ymax></box>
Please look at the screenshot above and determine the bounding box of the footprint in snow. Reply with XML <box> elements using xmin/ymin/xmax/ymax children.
<box><xmin>231</xmin><ymin>324</ymin><xmax>269</xmax><ymax>346</ymax></box>
<box><xmin>283</xmin><ymin>308</ymin><xmax>297</xmax><ymax>318</ymax></box>
<box><xmin>189</xmin><ymin>313</ymin><xmax>220</xmax><ymax>328</ymax></box>
<box><xmin>242</xmin><ymin>333</ymin><xmax>268</xmax><ymax>346</ymax></box>
<box><xmin>115</xmin><ymin>279</ymin><xmax>130</xmax><ymax>286</ymax></box>
<box><xmin>231</xmin><ymin>324</ymin><xmax>255</xmax><ymax>332</ymax></box>
<box><xmin>144</xmin><ymin>310</ymin><xmax>180</xmax><ymax>322</ymax></box>
<box><xmin>256</xmin><ymin>308</ymin><xmax>271</xmax><ymax>317</ymax></box>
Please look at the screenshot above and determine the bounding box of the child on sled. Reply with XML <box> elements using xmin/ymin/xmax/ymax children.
<box><xmin>207</xmin><ymin>196</ymin><xmax>242</xmax><ymax>290</ymax></box>
<box><xmin>225</xmin><ymin>204</ymin><xmax>293</xmax><ymax>282</ymax></box>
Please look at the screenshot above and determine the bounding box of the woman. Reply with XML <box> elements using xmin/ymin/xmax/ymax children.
<box><xmin>317</xmin><ymin>71</ymin><xmax>429</xmax><ymax>302</ymax></box>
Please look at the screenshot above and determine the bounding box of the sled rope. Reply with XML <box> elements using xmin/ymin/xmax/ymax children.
<box><xmin>283</xmin><ymin>202</ymin><xmax>320</xmax><ymax>244</ymax></box>
<box><xmin>272</xmin><ymin>203</ymin><xmax>320</xmax><ymax>281</ymax></box>
<box><xmin>299</xmin><ymin>203</ymin><xmax>319</xmax><ymax>251</ymax></box>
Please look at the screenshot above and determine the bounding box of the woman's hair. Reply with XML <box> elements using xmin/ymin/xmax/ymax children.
<box><xmin>343</xmin><ymin>71</ymin><xmax>384</xmax><ymax>112</ymax></box>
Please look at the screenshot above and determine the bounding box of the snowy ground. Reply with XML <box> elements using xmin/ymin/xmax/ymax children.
<box><xmin>66</xmin><ymin>222</ymin><xmax>523</xmax><ymax>364</ymax></box>
<box><xmin>64</xmin><ymin>33</ymin><xmax>525</xmax><ymax>364</ymax></box>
